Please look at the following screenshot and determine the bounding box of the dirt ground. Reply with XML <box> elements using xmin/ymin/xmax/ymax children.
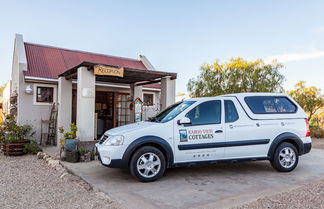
<box><xmin>234</xmin><ymin>178</ymin><xmax>324</xmax><ymax>209</ymax></box>
<box><xmin>234</xmin><ymin>138</ymin><xmax>324</xmax><ymax>209</ymax></box>
<box><xmin>2</xmin><ymin>139</ymin><xmax>322</xmax><ymax>209</ymax></box>
<box><xmin>312</xmin><ymin>138</ymin><xmax>324</xmax><ymax>149</ymax></box>
<box><xmin>0</xmin><ymin>154</ymin><xmax>121</xmax><ymax>209</ymax></box>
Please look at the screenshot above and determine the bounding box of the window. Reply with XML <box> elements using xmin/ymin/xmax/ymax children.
<box><xmin>274</xmin><ymin>97</ymin><xmax>297</xmax><ymax>113</ymax></box>
<box><xmin>36</xmin><ymin>87</ymin><xmax>54</xmax><ymax>103</ymax></box>
<box><xmin>143</xmin><ymin>94</ymin><xmax>154</xmax><ymax>106</ymax></box>
<box><xmin>156</xmin><ymin>101</ymin><xmax>195</xmax><ymax>123</ymax></box>
<box><xmin>225</xmin><ymin>100</ymin><xmax>239</xmax><ymax>123</ymax></box>
<box><xmin>185</xmin><ymin>100</ymin><xmax>221</xmax><ymax>125</ymax></box>
<box><xmin>244</xmin><ymin>96</ymin><xmax>297</xmax><ymax>114</ymax></box>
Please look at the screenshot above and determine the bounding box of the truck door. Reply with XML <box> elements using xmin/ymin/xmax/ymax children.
<box><xmin>173</xmin><ymin>100</ymin><xmax>225</xmax><ymax>163</ymax></box>
<box><xmin>224</xmin><ymin>98</ymin><xmax>269</xmax><ymax>158</ymax></box>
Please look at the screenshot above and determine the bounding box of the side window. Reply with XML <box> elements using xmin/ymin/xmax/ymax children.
<box><xmin>36</xmin><ymin>87</ymin><xmax>54</xmax><ymax>103</ymax></box>
<box><xmin>274</xmin><ymin>97</ymin><xmax>297</xmax><ymax>113</ymax></box>
<box><xmin>244</xmin><ymin>96</ymin><xmax>297</xmax><ymax>114</ymax></box>
<box><xmin>225</xmin><ymin>100</ymin><xmax>239</xmax><ymax>123</ymax></box>
<box><xmin>185</xmin><ymin>100</ymin><xmax>221</xmax><ymax>125</ymax></box>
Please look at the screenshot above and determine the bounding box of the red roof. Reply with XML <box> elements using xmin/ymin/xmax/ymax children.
<box><xmin>24</xmin><ymin>43</ymin><xmax>148</xmax><ymax>79</ymax></box>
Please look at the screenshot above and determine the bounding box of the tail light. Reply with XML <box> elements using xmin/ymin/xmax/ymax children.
<box><xmin>305</xmin><ymin>119</ymin><xmax>311</xmax><ymax>137</ymax></box>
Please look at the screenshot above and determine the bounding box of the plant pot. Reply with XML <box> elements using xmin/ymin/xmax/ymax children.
<box><xmin>64</xmin><ymin>139</ymin><xmax>79</xmax><ymax>151</ymax></box>
<box><xmin>80</xmin><ymin>153</ymin><xmax>92</xmax><ymax>162</ymax></box>
<box><xmin>3</xmin><ymin>140</ymin><xmax>30</xmax><ymax>156</ymax></box>
<box><xmin>65</xmin><ymin>150</ymin><xmax>79</xmax><ymax>163</ymax></box>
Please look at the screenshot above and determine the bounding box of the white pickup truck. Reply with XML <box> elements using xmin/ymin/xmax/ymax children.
<box><xmin>96</xmin><ymin>93</ymin><xmax>312</xmax><ymax>182</ymax></box>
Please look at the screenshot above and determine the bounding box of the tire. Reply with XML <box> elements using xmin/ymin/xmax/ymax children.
<box><xmin>270</xmin><ymin>142</ymin><xmax>299</xmax><ymax>172</ymax></box>
<box><xmin>129</xmin><ymin>146</ymin><xmax>166</xmax><ymax>182</ymax></box>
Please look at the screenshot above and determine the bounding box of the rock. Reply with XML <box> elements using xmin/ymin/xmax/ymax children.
<box><xmin>43</xmin><ymin>154</ymin><xmax>50</xmax><ymax>160</ymax></box>
<box><xmin>37</xmin><ymin>152</ymin><xmax>45</xmax><ymax>159</ymax></box>
<box><xmin>45</xmin><ymin>157</ymin><xmax>52</xmax><ymax>163</ymax></box>
<box><xmin>54</xmin><ymin>164</ymin><xmax>65</xmax><ymax>172</ymax></box>
<box><xmin>60</xmin><ymin>172</ymin><xmax>69</xmax><ymax>179</ymax></box>
<box><xmin>47</xmin><ymin>159</ymin><xmax>60</xmax><ymax>167</ymax></box>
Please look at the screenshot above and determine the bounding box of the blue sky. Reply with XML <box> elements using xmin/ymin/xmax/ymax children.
<box><xmin>0</xmin><ymin>0</ymin><xmax>323</xmax><ymax>93</ymax></box>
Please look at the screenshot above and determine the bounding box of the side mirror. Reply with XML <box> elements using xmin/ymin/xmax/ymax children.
<box><xmin>177</xmin><ymin>117</ymin><xmax>191</xmax><ymax>125</ymax></box>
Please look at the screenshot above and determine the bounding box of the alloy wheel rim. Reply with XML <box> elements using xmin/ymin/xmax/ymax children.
<box><xmin>137</xmin><ymin>152</ymin><xmax>161</xmax><ymax>178</ymax></box>
<box><xmin>279</xmin><ymin>147</ymin><xmax>296</xmax><ymax>168</ymax></box>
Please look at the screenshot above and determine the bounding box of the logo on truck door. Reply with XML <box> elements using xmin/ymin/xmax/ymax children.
<box><xmin>179</xmin><ymin>130</ymin><xmax>188</xmax><ymax>142</ymax></box>
<box><xmin>179</xmin><ymin>129</ymin><xmax>214</xmax><ymax>142</ymax></box>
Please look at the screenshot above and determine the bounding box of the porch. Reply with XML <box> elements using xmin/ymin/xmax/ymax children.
<box><xmin>57</xmin><ymin>61</ymin><xmax>177</xmax><ymax>143</ymax></box>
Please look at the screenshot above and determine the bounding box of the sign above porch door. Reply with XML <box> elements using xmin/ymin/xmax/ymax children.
<box><xmin>94</xmin><ymin>65</ymin><xmax>124</xmax><ymax>77</ymax></box>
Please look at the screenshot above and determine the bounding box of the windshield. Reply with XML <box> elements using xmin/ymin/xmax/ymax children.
<box><xmin>148</xmin><ymin>101</ymin><xmax>195</xmax><ymax>123</ymax></box>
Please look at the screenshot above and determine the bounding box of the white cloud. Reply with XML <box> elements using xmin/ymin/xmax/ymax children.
<box><xmin>265</xmin><ymin>51</ymin><xmax>324</xmax><ymax>63</ymax></box>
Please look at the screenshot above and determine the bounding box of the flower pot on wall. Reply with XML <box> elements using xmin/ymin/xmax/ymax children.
<box><xmin>3</xmin><ymin>140</ymin><xmax>30</xmax><ymax>156</ymax></box>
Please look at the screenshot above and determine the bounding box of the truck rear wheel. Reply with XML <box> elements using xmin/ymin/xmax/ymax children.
<box><xmin>271</xmin><ymin>142</ymin><xmax>299</xmax><ymax>172</ymax></box>
<box><xmin>130</xmin><ymin>146</ymin><xmax>166</xmax><ymax>182</ymax></box>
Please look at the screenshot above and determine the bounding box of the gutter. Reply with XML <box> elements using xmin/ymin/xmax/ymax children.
<box><xmin>24</xmin><ymin>76</ymin><xmax>161</xmax><ymax>92</ymax></box>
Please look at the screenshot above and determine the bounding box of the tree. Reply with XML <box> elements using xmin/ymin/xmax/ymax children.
<box><xmin>0</xmin><ymin>83</ymin><xmax>5</xmax><ymax>97</ymax></box>
<box><xmin>288</xmin><ymin>81</ymin><xmax>324</xmax><ymax>121</ymax></box>
<box><xmin>187</xmin><ymin>57</ymin><xmax>285</xmax><ymax>97</ymax></box>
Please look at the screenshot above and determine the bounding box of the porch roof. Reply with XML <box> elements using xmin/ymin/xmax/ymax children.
<box><xmin>59</xmin><ymin>61</ymin><xmax>177</xmax><ymax>85</ymax></box>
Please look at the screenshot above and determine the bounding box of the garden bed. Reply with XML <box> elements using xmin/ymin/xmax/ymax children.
<box><xmin>3</xmin><ymin>140</ymin><xmax>30</xmax><ymax>156</ymax></box>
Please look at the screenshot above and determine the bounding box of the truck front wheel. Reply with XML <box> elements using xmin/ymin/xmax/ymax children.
<box><xmin>130</xmin><ymin>146</ymin><xmax>166</xmax><ymax>182</ymax></box>
<box><xmin>270</xmin><ymin>142</ymin><xmax>299</xmax><ymax>172</ymax></box>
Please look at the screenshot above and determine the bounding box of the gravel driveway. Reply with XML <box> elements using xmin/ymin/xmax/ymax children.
<box><xmin>233</xmin><ymin>179</ymin><xmax>324</xmax><ymax>209</ymax></box>
<box><xmin>234</xmin><ymin>138</ymin><xmax>324</xmax><ymax>209</ymax></box>
<box><xmin>0</xmin><ymin>154</ymin><xmax>120</xmax><ymax>209</ymax></box>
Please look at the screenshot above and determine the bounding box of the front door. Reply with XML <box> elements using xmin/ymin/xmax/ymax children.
<box><xmin>95</xmin><ymin>91</ymin><xmax>115</xmax><ymax>137</ymax></box>
<box><xmin>173</xmin><ymin>100</ymin><xmax>225</xmax><ymax>163</ymax></box>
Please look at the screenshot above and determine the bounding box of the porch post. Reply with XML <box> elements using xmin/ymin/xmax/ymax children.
<box><xmin>160</xmin><ymin>76</ymin><xmax>176</xmax><ymax>110</ymax></box>
<box><xmin>76</xmin><ymin>66</ymin><xmax>96</xmax><ymax>141</ymax></box>
<box><xmin>57</xmin><ymin>77</ymin><xmax>72</xmax><ymax>146</ymax></box>
<box><xmin>130</xmin><ymin>83</ymin><xmax>143</xmax><ymax>122</ymax></box>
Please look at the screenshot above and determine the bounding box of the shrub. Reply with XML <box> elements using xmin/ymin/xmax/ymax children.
<box><xmin>0</xmin><ymin>114</ymin><xmax>34</xmax><ymax>142</ymax></box>
<box><xmin>23</xmin><ymin>140</ymin><xmax>42</xmax><ymax>154</ymax></box>
<box><xmin>79</xmin><ymin>146</ymin><xmax>88</xmax><ymax>156</ymax></box>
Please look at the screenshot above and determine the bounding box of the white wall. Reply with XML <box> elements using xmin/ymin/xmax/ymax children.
<box><xmin>142</xmin><ymin>91</ymin><xmax>161</xmax><ymax>120</ymax></box>
<box><xmin>18</xmin><ymin>81</ymin><xmax>58</xmax><ymax>142</ymax></box>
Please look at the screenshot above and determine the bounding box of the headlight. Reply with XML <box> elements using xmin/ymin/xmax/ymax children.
<box><xmin>103</xmin><ymin>135</ymin><xmax>124</xmax><ymax>146</ymax></box>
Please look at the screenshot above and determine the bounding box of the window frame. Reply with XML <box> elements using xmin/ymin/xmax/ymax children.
<box><xmin>184</xmin><ymin>100</ymin><xmax>222</xmax><ymax>126</ymax></box>
<box><xmin>244</xmin><ymin>96</ymin><xmax>298</xmax><ymax>115</ymax></box>
<box><xmin>224</xmin><ymin>100</ymin><xmax>239</xmax><ymax>123</ymax></box>
<box><xmin>33</xmin><ymin>83</ymin><xmax>57</xmax><ymax>105</ymax></box>
<box><xmin>143</xmin><ymin>93</ymin><xmax>154</xmax><ymax>106</ymax></box>
<box><xmin>36</xmin><ymin>86</ymin><xmax>54</xmax><ymax>103</ymax></box>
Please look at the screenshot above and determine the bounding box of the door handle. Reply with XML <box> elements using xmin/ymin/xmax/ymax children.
<box><xmin>215</xmin><ymin>130</ymin><xmax>223</xmax><ymax>133</ymax></box>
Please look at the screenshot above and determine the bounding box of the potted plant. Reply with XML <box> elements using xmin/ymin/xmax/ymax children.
<box><xmin>79</xmin><ymin>146</ymin><xmax>91</xmax><ymax>162</ymax></box>
<box><xmin>59</xmin><ymin>123</ymin><xmax>79</xmax><ymax>162</ymax></box>
<box><xmin>0</xmin><ymin>114</ymin><xmax>35</xmax><ymax>156</ymax></box>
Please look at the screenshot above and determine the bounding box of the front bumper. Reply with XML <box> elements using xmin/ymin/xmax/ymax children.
<box><xmin>95</xmin><ymin>143</ymin><xmax>127</xmax><ymax>168</ymax></box>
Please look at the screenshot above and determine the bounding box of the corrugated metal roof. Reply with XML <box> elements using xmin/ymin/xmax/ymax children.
<box><xmin>24</xmin><ymin>42</ymin><xmax>148</xmax><ymax>79</ymax></box>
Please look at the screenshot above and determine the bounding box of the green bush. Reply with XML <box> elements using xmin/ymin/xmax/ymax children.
<box><xmin>0</xmin><ymin>114</ymin><xmax>34</xmax><ymax>142</ymax></box>
<box><xmin>23</xmin><ymin>140</ymin><xmax>42</xmax><ymax>154</ymax></box>
<box><xmin>79</xmin><ymin>146</ymin><xmax>88</xmax><ymax>155</ymax></box>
